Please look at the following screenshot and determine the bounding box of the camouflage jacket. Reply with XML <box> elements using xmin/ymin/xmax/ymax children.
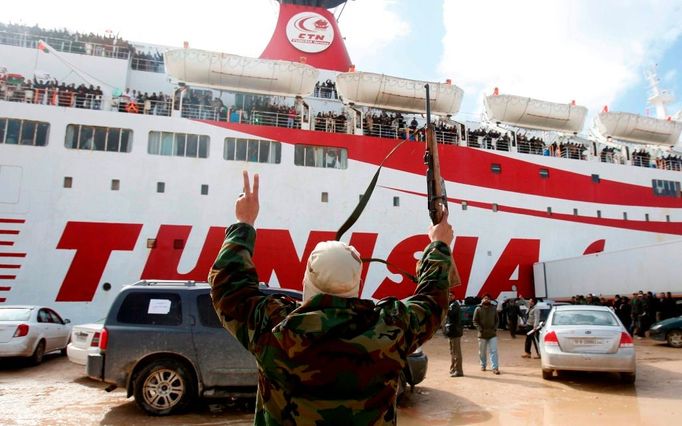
<box><xmin>208</xmin><ymin>223</ymin><xmax>454</xmax><ymax>425</ymax></box>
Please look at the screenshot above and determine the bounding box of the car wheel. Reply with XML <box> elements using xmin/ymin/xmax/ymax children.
<box><xmin>621</xmin><ymin>372</ymin><xmax>636</xmax><ymax>384</ymax></box>
<box><xmin>134</xmin><ymin>359</ymin><xmax>195</xmax><ymax>416</ymax></box>
<box><xmin>541</xmin><ymin>369</ymin><xmax>553</xmax><ymax>380</ymax></box>
<box><xmin>666</xmin><ymin>330</ymin><xmax>682</xmax><ymax>348</ymax></box>
<box><xmin>31</xmin><ymin>340</ymin><xmax>45</xmax><ymax>365</ymax></box>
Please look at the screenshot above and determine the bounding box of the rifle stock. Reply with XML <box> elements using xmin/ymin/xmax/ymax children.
<box><xmin>424</xmin><ymin>84</ymin><xmax>448</xmax><ymax>225</ymax></box>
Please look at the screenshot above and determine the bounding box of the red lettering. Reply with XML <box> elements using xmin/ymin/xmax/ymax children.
<box><xmin>583</xmin><ymin>239</ymin><xmax>606</xmax><ymax>255</ymax></box>
<box><xmin>478</xmin><ymin>239</ymin><xmax>540</xmax><ymax>299</ymax></box>
<box><xmin>140</xmin><ymin>225</ymin><xmax>225</xmax><ymax>281</ymax></box>
<box><xmin>451</xmin><ymin>237</ymin><xmax>478</xmax><ymax>300</ymax></box>
<box><xmin>253</xmin><ymin>230</ymin><xmax>377</xmax><ymax>291</ymax></box>
<box><xmin>314</xmin><ymin>35</ymin><xmax>324</xmax><ymax>41</ymax></box>
<box><xmin>56</xmin><ymin>222</ymin><xmax>142</xmax><ymax>302</ymax></box>
<box><xmin>372</xmin><ymin>235</ymin><xmax>479</xmax><ymax>300</ymax></box>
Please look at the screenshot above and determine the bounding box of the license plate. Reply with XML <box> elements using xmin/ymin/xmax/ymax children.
<box><xmin>574</xmin><ymin>338</ymin><xmax>599</xmax><ymax>345</ymax></box>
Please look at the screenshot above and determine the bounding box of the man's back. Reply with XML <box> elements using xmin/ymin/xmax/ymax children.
<box><xmin>209</xmin><ymin>222</ymin><xmax>453</xmax><ymax>425</ymax></box>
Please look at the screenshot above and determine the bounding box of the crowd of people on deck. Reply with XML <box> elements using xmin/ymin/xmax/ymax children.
<box><xmin>632</xmin><ymin>149</ymin><xmax>652</xmax><ymax>167</ymax></box>
<box><xmin>131</xmin><ymin>50</ymin><xmax>165</xmax><ymax>72</ymax></box>
<box><xmin>0</xmin><ymin>22</ymin><xmax>133</xmax><ymax>57</ymax></box>
<box><xmin>656</xmin><ymin>154</ymin><xmax>682</xmax><ymax>171</ymax></box>
<box><xmin>314</xmin><ymin>80</ymin><xmax>338</xmax><ymax>99</ymax></box>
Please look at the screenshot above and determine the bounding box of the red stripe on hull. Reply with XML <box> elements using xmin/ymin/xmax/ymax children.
<box><xmin>0</xmin><ymin>253</ymin><xmax>26</xmax><ymax>258</ymax></box>
<box><xmin>0</xmin><ymin>286</ymin><xmax>11</xmax><ymax>291</ymax></box>
<box><xmin>387</xmin><ymin>186</ymin><xmax>682</xmax><ymax>236</ymax></box>
<box><xmin>0</xmin><ymin>264</ymin><xmax>21</xmax><ymax>269</ymax></box>
<box><xmin>0</xmin><ymin>230</ymin><xmax>19</xmax><ymax>235</ymax></box>
<box><xmin>0</xmin><ymin>298</ymin><xmax>6</xmax><ymax>302</ymax></box>
<box><xmin>0</xmin><ymin>275</ymin><xmax>16</xmax><ymax>280</ymax></box>
<box><xmin>206</xmin><ymin>122</ymin><xmax>682</xmax><ymax>209</ymax></box>
<box><xmin>0</xmin><ymin>242</ymin><xmax>14</xmax><ymax>246</ymax></box>
<box><xmin>0</xmin><ymin>219</ymin><xmax>25</xmax><ymax>224</ymax></box>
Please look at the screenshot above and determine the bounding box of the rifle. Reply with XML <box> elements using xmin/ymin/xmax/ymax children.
<box><xmin>424</xmin><ymin>84</ymin><xmax>448</xmax><ymax>225</ymax></box>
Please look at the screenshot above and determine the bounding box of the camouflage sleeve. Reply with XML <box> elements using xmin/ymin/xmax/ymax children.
<box><xmin>207</xmin><ymin>223</ymin><xmax>285</xmax><ymax>351</ymax></box>
<box><xmin>401</xmin><ymin>240</ymin><xmax>455</xmax><ymax>352</ymax></box>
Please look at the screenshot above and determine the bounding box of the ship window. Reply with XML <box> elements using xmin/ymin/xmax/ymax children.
<box><xmin>623</xmin><ymin>212</ymin><xmax>628</xmax><ymax>220</ymax></box>
<box><xmin>592</xmin><ymin>174</ymin><xmax>600</xmax><ymax>183</ymax></box>
<box><xmin>652</xmin><ymin>179</ymin><xmax>681</xmax><ymax>197</ymax></box>
<box><xmin>223</xmin><ymin>137</ymin><xmax>281</xmax><ymax>164</ymax></box>
<box><xmin>201</xmin><ymin>184</ymin><xmax>209</xmax><ymax>195</ymax></box>
<box><xmin>157</xmin><ymin>182</ymin><xmax>165</xmax><ymax>193</ymax></box>
<box><xmin>64</xmin><ymin>177</ymin><xmax>73</xmax><ymax>188</ymax></box>
<box><xmin>393</xmin><ymin>196</ymin><xmax>400</xmax><ymax>207</ymax></box>
<box><xmin>148</xmin><ymin>131</ymin><xmax>209</xmax><ymax>158</ymax></box>
<box><xmin>492</xmin><ymin>203</ymin><xmax>498</xmax><ymax>212</ymax></box>
<box><xmin>65</xmin><ymin>124</ymin><xmax>132</xmax><ymax>152</ymax></box>
<box><xmin>547</xmin><ymin>207</ymin><xmax>552</xmax><ymax>215</ymax></box>
<box><xmin>0</xmin><ymin>118</ymin><xmax>49</xmax><ymax>146</ymax></box>
<box><xmin>294</xmin><ymin>145</ymin><xmax>347</xmax><ymax>169</ymax></box>
<box><xmin>597</xmin><ymin>210</ymin><xmax>601</xmax><ymax>218</ymax></box>
<box><xmin>539</xmin><ymin>168</ymin><xmax>549</xmax><ymax>178</ymax></box>
<box><xmin>645</xmin><ymin>213</ymin><xmax>650</xmax><ymax>222</ymax></box>
<box><xmin>321</xmin><ymin>192</ymin><xmax>329</xmax><ymax>203</ymax></box>
<box><xmin>491</xmin><ymin>163</ymin><xmax>501</xmax><ymax>174</ymax></box>
<box><xmin>111</xmin><ymin>179</ymin><xmax>120</xmax><ymax>191</ymax></box>
<box><xmin>461</xmin><ymin>201</ymin><xmax>468</xmax><ymax>210</ymax></box>
<box><xmin>573</xmin><ymin>208</ymin><xmax>578</xmax><ymax>216</ymax></box>
<box><xmin>667</xmin><ymin>215</ymin><xmax>671</xmax><ymax>222</ymax></box>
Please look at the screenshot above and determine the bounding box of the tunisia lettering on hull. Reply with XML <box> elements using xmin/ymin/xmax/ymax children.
<box><xmin>48</xmin><ymin>221</ymin><xmax>608</xmax><ymax>304</ymax></box>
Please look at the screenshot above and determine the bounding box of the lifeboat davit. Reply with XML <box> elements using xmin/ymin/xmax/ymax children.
<box><xmin>595</xmin><ymin>111</ymin><xmax>682</xmax><ymax>146</ymax></box>
<box><xmin>484</xmin><ymin>94</ymin><xmax>587</xmax><ymax>133</ymax></box>
<box><xmin>335</xmin><ymin>72</ymin><xmax>463</xmax><ymax>116</ymax></box>
<box><xmin>164</xmin><ymin>48</ymin><xmax>319</xmax><ymax>97</ymax></box>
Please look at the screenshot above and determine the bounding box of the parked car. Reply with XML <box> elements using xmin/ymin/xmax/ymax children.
<box><xmin>87</xmin><ymin>280</ymin><xmax>428</xmax><ymax>415</ymax></box>
<box><xmin>648</xmin><ymin>315</ymin><xmax>682</xmax><ymax>348</ymax></box>
<box><xmin>538</xmin><ymin>305</ymin><xmax>636</xmax><ymax>383</ymax></box>
<box><xmin>66</xmin><ymin>319</ymin><xmax>105</xmax><ymax>365</ymax></box>
<box><xmin>0</xmin><ymin>305</ymin><xmax>71</xmax><ymax>364</ymax></box>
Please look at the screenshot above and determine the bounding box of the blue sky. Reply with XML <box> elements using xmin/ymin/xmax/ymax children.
<box><xmin>4</xmin><ymin>0</ymin><xmax>682</xmax><ymax>123</ymax></box>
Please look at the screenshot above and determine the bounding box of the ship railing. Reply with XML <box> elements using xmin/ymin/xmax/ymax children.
<box><xmin>180</xmin><ymin>102</ymin><xmax>224</xmax><ymax>120</ymax></box>
<box><xmin>558</xmin><ymin>146</ymin><xmax>586</xmax><ymax>160</ymax></box>
<box><xmin>313</xmin><ymin>86</ymin><xmax>338</xmax><ymax>99</ymax></box>
<box><xmin>469</xmin><ymin>135</ymin><xmax>515</xmax><ymax>152</ymax></box>
<box><xmin>0</xmin><ymin>31</ymin><xmax>130</xmax><ymax>59</ymax></box>
<box><xmin>657</xmin><ymin>159</ymin><xmax>682</xmax><ymax>171</ymax></box>
<box><xmin>131</xmin><ymin>57</ymin><xmax>165</xmax><ymax>73</ymax></box>
<box><xmin>314</xmin><ymin>116</ymin><xmax>348</xmax><ymax>134</ymax></box>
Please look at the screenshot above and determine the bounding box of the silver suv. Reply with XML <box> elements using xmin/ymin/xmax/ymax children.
<box><xmin>87</xmin><ymin>280</ymin><xmax>427</xmax><ymax>415</ymax></box>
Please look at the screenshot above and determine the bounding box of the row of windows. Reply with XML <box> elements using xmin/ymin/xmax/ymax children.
<box><xmin>148</xmin><ymin>131</ymin><xmax>210</xmax><ymax>158</ymax></box>
<box><xmin>0</xmin><ymin>118</ymin><xmax>49</xmax><ymax>146</ymax></box>
<box><xmin>65</xmin><ymin>124</ymin><xmax>132</xmax><ymax>152</ymax></box>
<box><xmin>224</xmin><ymin>137</ymin><xmax>281</xmax><ymax>164</ymax></box>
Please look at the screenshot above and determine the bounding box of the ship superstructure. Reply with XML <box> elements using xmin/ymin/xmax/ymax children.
<box><xmin>1</xmin><ymin>1</ymin><xmax>681</xmax><ymax>323</ymax></box>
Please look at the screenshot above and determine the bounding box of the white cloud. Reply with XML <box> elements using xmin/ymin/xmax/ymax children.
<box><xmin>439</xmin><ymin>0</ymin><xmax>682</xmax><ymax>117</ymax></box>
<box><xmin>336</xmin><ymin>0</ymin><xmax>411</xmax><ymax>65</ymax></box>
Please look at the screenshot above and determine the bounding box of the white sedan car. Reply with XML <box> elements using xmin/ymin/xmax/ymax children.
<box><xmin>66</xmin><ymin>320</ymin><xmax>104</xmax><ymax>365</ymax></box>
<box><xmin>539</xmin><ymin>305</ymin><xmax>636</xmax><ymax>383</ymax></box>
<box><xmin>0</xmin><ymin>305</ymin><xmax>72</xmax><ymax>364</ymax></box>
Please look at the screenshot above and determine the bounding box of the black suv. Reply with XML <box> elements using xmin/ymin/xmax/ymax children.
<box><xmin>87</xmin><ymin>280</ymin><xmax>427</xmax><ymax>415</ymax></box>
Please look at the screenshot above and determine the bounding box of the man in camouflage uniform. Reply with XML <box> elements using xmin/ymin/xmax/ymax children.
<box><xmin>208</xmin><ymin>171</ymin><xmax>456</xmax><ymax>425</ymax></box>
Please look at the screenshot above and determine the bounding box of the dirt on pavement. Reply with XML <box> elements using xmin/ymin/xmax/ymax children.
<box><xmin>0</xmin><ymin>329</ymin><xmax>680</xmax><ymax>425</ymax></box>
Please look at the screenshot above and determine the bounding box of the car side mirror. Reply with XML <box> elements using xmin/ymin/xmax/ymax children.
<box><xmin>64</xmin><ymin>319</ymin><xmax>71</xmax><ymax>324</ymax></box>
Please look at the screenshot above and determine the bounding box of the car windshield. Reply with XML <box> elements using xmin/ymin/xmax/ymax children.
<box><xmin>0</xmin><ymin>308</ymin><xmax>31</xmax><ymax>321</ymax></box>
<box><xmin>552</xmin><ymin>310</ymin><xmax>618</xmax><ymax>326</ymax></box>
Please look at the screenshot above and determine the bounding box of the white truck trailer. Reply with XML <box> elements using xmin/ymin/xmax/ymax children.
<box><xmin>533</xmin><ymin>239</ymin><xmax>682</xmax><ymax>299</ymax></box>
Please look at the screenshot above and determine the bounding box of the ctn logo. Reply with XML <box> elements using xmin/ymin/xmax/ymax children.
<box><xmin>286</xmin><ymin>12</ymin><xmax>334</xmax><ymax>53</ymax></box>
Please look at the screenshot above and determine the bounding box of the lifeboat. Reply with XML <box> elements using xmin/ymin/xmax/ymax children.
<box><xmin>164</xmin><ymin>48</ymin><xmax>319</xmax><ymax>97</ymax></box>
<box><xmin>335</xmin><ymin>72</ymin><xmax>463</xmax><ymax>116</ymax></box>
<box><xmin>595</xmin><ymin>111</ymin><xmax>682</xmax><ymax>146</ymax></box>
<box><xmin>484</xmin><ymin>94</ymin><xmax>587</xmax><ymax>133</ymax></box>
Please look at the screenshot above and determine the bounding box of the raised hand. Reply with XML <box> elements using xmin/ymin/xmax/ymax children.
<box><xmin>235</xmin><ymin>170</ymin><xmax>259</xmax><ymax>226</ymax></box>
<box><xmin>428</xmin><ymin>208</ymin><xmax>453</xmax><ymax>246</ymax></box>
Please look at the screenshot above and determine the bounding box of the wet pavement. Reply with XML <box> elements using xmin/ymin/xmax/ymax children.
<box><xmin>0</xmin><ymin>330</ymin><xmax>680</xmax><ymax>425</ymax></box>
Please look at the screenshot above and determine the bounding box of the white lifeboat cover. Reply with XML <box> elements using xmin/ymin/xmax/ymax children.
<box><xmin>164</xmin><ymin>48</ymin><xmax>319</xmax><ymax>97</ymax></box>
<box><xmin>335</xmin><ymin>72</ymin><xmax>463</xmax><ymax>116</ymax></box>
<box><xmin>484</xmin><ymin>94</ymin><xmax>587</xmax><ymax>133</ymax></box>
<box><xmin>595</xmin><ymin>112</ymin><xmax>682</xmax><ymax>146</ymax></box>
